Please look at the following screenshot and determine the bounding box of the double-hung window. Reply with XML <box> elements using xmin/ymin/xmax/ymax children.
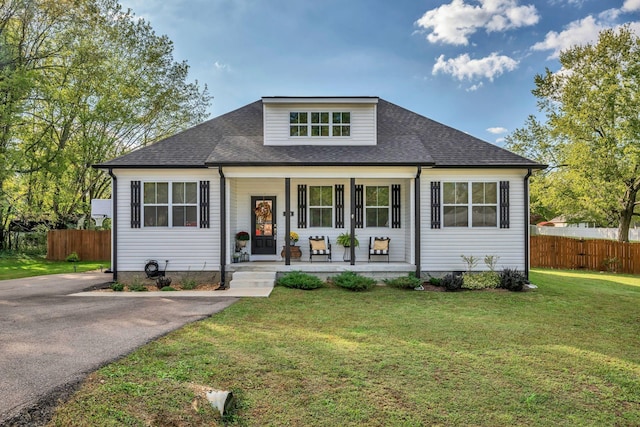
<box><xmin>442</xmin><ymin>182</ymin><xmax>497</xmax><ymax>227</ymax></box>
<box><xmin>309</xmin><ymin>186</ymin><xmax>333</xmax><ymax>227</ymax></box>
<box><xmin>143</xmin><ymin>182</ymin><xmax>197</xmax><ymax>227</ymax></box>
<box><xmin>365</xmin><ymin>186</ymin><xmax>389</xmax><ymax>227</ymax></box>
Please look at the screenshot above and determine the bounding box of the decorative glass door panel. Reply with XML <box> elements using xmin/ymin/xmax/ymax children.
<box><xmin>251</xmin><ymin>196</ymin><xmax>277</xmax><ymax>255</ymax></box>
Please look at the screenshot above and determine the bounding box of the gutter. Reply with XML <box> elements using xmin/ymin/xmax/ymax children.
<box><xmin>415</xmin><ymin>166</ymin><xmax>422</xmax><ymax>278</ymax></box>
<box><xmin>108</xmin><ymin>168</ymin><xmax>117</xmax><ymax>282</ymax></box>
<box><xmin>524</xmin><ymin>168</ymin><xmax>533</xmax><ymax>280</ymax></box>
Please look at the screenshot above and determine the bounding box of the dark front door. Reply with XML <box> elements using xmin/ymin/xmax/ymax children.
<box><xmin>251</xmin><ymin>196</ymin><xmax>277</xmax><ymax>255</ymax></box>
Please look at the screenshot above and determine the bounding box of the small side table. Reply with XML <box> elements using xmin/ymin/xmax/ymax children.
<box><xmin>281</xmin><ymin>246</ymin><xmax>302</xmax><ymax>260</ymax></box>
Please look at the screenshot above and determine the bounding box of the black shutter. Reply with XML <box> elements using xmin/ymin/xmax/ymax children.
<box><xmin>298</xmin><ymin>185</ymin><xmax>307</xmax><ymax>228</ymax></box>
<box><xmin>199</xmin><ymin>180</ymin><xmax>210</xmax><ymax>228</ymax></box>
<box><xmin>354</xmin><ymin>185</ymin><xmax>364</xmax><ymax>228</ymax></box>
<box><xmin>391</xmin><ymin>184</ymin><xmax>401</xmax><ymax>228</ymax></box>
<box><xmin>431</xmin><ymin>181</ymin><xmax>441</xmax><ymax>229</ymax></box>
<box><xmin>131</xmin><ymin>180</ymin><xmax>141</xmax><ymax>228</ymax></box>
<box><xmin>500</xmin><ymin>181</ymin><xmax>510</xmax><ymax>228</ymax></box>
<box><xmin>335</xmin><ymin>185</ymin><xmax>344</xmax><ymax>228</ymax></box>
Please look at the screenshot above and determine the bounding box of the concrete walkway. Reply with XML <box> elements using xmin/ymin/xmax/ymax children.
<box><xmin>0</xmin><ymin>272</ymin><xmax>238</xmax><ymax>426</ymax></box>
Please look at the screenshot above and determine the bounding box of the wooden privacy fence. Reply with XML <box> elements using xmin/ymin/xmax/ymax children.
<box><xmin>530</xmin><ymin>235</ymin><xmax>640</xmax><ymax>274</ymax></box>
<box><xmin>47</xmin><ymin>230</ymin><xmax>111</xmax><ymax>261</ymax></box>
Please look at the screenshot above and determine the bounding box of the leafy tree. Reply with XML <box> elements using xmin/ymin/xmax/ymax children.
<box><xmin>0</xmin><ymin>0</ymin><xmax>211</xmax><ymax>246</ymax></box>
<box><xmin>506</xmin><ymin>26</ymin><xmax>640</xmax><ymax>241</ymax></box>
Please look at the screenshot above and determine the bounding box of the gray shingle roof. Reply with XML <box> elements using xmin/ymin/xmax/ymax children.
<box><xmin>95</xmin><ymin>98</ymin><xmax>543</xmax><ymax>169</ymax></box>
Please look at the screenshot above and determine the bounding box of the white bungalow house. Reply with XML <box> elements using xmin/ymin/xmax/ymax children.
<box><xmin>95</xmin><ymin>97</ymin><xmax>544</xmax><ymax>285</ymax></box>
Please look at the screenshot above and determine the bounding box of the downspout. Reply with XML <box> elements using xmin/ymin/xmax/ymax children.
<box><xmin>415</xmin><ymin>166</ymin><xmax>422</xmax><ymax>278</ymax></box>
<box><xmin>107</xmin><ymin>168</ymin><xmax>117</xmax><ymax>282</ymax></box>
<box><xmin>524</xmin><ymin>168</ymin><xmax>533</xmax><ymax>280</ymax></box>
<box><xmin>219</xmin><ymin>167</ymin><xmax>227</xmax><ymax>288</ymax></box>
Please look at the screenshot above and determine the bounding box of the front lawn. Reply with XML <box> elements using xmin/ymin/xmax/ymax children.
<box><xmin>0</xmin><ymin>253</ymin><xmax>109</xmax><ymax>280</ymax></box>
<box><xmin>50</xmin><ymin>269</ymin><xmax>640</xmax><ymax>426</ymax></box>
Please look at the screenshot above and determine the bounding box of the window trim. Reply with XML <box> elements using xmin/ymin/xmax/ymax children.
<box><xmin>365</xmin><ymin>185</ymin><xmax>390</xmax><ymax>228</ymax></box>
<box><xmin>142</xmin><ymin>181</ymin><xmax>199</xmax><ymax>228</ymax></box>
<box><xmin>289</xmin><ymin>111</ymin><xmax>351</xmax><ymax>138</ymax></box>
<box><xmin>308</xmin><ymin>185</ymin><xmax>333</xmax><ymax>228</ymax></box>
<box><xmin>442</xmin><ymin>181</ymin><xmax>498</xmax><ymax>228</ymax></box>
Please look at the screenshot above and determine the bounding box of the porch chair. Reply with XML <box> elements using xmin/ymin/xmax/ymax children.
<box><xmin>369</xmin><ymin>237</ymin><xmax>390</xmax><ymax>262</ymax></box>
<box><xmin>309</xmin><ymin>236</ymin><xmax>332</xmax><ymax>262</ymax></box>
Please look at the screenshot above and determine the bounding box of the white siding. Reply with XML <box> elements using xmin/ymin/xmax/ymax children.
<box><xmin>229</xmin><ymin>176</ymin><xmax>409</xmax><ymax>262</ymax></box>
<box><xmin>421</xmin><ymin>169</ymin><xmax>528</xmax><ymax>272</ymax></box>
<box><xmin>263</xmin><ymin>103</ymin><xmax>377</xmax><ymax>146</ymax></box>
<box><xmin>115</xmin><ymin>169</ymin><xmax>220</xmax><ymax>272</ymax></box>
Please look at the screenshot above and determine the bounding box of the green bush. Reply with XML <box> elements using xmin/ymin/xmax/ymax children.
<box><xmin>276</xmin><ymin>271</ymin><xmax>324</xmax><ymax>290</ymax></box>
<box><xmin>331</xmin><ymin>271</ymin><xmax>376</xmax><ymax>292</ymax></box>
<box><xmin>181</xmin><ymin>278</ymin><xmax>198</xmax><ymax>290</ymax></box>
<box><xmin>161</xmin><ymin>286</ymin><xmax>177</xmax><ymax>291</ymax></box>
<box><xmin>441</xmin><ymin>273</ymin><xmax>463</xmax><ymax>292</ymax></box>
<box><xmin>65</xmin><ymin>251</ymin><xmax>80</xmax><ymax>262</ymax></box>
<box><xmin>499</xmin><ymin>268</ymin><xmax>528</xmax><ymax>292</ymax></box>
<box><xmin>429</xmin><ymin>277</ymin><xmax>443</xmax><ymax>287</ymax></box>
<box><xmin>129</xmin><ymin>283</ymin><xmax>148</xmax><ymax>292</ymax></box>
<box><xmin>111</xmin><ymin>282</ymin><xmax>124</xmax><ymax>292</ymax></box>
<box><xmin>462</xmin><ymin>271</ymin><xmax>501</xmax><ymax>290</ymax></box>
<box><xmin>384</xmin><ymin>275</ymin><xmax>422</xmax><ymax>290</ymax></box>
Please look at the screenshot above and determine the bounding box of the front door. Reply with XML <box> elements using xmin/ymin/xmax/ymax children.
<box><xmin>251</xmin><ymin>196</ymin><xmax>277</xmax><ymax>255</ymax></box>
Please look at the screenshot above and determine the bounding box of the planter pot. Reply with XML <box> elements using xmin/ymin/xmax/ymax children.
<box><xmin>237</xmin><ymin>240</ymin><xmax>248</xmax><ymax>248</ymax></box>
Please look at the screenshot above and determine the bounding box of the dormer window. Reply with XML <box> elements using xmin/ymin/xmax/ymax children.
<box><xmin>290</xmin><ymin>111</ymin><xmax>350</xmax><ymax>137</ymax></box>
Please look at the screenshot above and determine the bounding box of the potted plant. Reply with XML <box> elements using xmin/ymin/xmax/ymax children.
<box><xmin>336</xmin><ymin>232</ymin><xmax>359</xmax><ymax>247</ymax></box>
<box><xmin>235</xmin><ymin>231</ymin><xmax>250</xmax><ymax>247</ymax></box>
<box><xmin>288</xmin><ymin>231</ymin><xmax>299</xmax><ymax>246</ymax></box>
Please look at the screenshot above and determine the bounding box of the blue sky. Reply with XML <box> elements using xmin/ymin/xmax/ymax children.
<box><xmin>117</xmin><ymin>0</ymin><xmax>640</xmax><ymax>146</ymax></box>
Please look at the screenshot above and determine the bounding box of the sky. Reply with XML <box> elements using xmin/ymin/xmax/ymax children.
<box><xmin>117</xmin><ymin>0</ymin><xmax>640</xmax><ymax>147</ymax></box>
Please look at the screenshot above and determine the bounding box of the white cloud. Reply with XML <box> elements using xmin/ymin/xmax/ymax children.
<box><xmin>432</xmin><ymin>52</ymin><xmax>518</xmax><ymax>81</ymax></box>
<box><xmin>623</xmin><ymin>0</ymin><xmax>640</xmax><ymax>12</ymax></box>
<box><xmin>466</xmin><ymin>82</ymin><xmax>484</xmax><ymax>91</ymax></box>
<box><xmin>415</xmin><ymin>0</ymin><xmax>539</xmax><ymax>45</ymax></box>
<box><xmin>495</xmin><ymin>137</ymin><xmax>506</xmax><ymax>144</ymax></box>
<box><xmin>531</xmin><ymin>16</ymin><xmax>606</xmax><ymax>59</ymax></box>
<box><xmin>487</xmin><ymin>126</ymin><xmax>508</xmax><ymax>134</ymax></box>
<box><xmin>214</xmin><ymin>61</ymin><xmax>231</xmax><ymax>71</ymax></box>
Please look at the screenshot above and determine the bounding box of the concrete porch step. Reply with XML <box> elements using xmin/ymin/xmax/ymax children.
<box><xmin>229</xmin><ymin>271</ymin><xmax>276</xmax><ymax>289</ymax></box>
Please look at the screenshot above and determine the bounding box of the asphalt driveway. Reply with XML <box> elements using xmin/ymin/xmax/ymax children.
<box><xmin>0</xmin><ymin>272</ymin><xmax>237</xmax><ymax>426</ymax></box>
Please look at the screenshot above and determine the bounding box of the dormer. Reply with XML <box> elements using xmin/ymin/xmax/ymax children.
<box><xmin>262</xmin><ymin>96</ymin><xmax>378</xmax><ymax>146</ymax></box>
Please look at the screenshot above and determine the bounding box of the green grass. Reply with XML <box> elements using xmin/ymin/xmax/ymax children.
<box><xmin>49</xmin><ymin>269</ymin><xmax>640</xmax><ymax>426</ymax></box>
<box><xmin>0</xmin><ymin>253</ymin><xmax>109</xmax><ymax>280</ymax></box>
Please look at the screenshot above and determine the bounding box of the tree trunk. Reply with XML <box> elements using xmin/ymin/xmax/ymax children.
<box><xmin>618</xmin><ymin>181</ymin><xmax>640</xmax><ymax>242</ymax></box>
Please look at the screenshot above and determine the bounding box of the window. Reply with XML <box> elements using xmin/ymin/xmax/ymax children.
<box><xmin>309</xmin><ymin>186</ymin><xmax>332</xmax><ymax>227</ymax></box>
<box><xmin>289</xmin><ymin>112</ymin><xmax>308</xmax><ymax>136</ymax></box>
<box><xmin>172</xmin><ymin>182</ymin><xmax>198</xmax><ymax>227</ymax></box>
<box><xmin>143</xmin><ymin>182</ymin><xmax>197</xmax><ymax>227</ymax></box>
<box><xmin>471</xmin><ymin>182</ymin><xmax>497</xmax><ymax>227</ymax></box>
<box><xmin>289</xmin><ymin>111</ymin><xmax>350</xmax><ymax>137</ymax></box>
<box><xmin>442</xmin><ymin>182</ymin><xmax>497</xmax><ymax>227</ymax></box>
<box><xmin>365</xmin><ymin>186</ymin><xmax>389</xmax><ymax>227</ymax></box>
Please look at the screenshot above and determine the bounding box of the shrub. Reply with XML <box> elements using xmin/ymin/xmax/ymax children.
<box><xmin>441</xmin><ymin>273</ymin><xmax>463</xmax><ymax>292</ymax></box>
<box><xmin>462</xmin><ymin>271</ymin><xmax>501</xmax><ymax>290</ymax></box>
<box><xmin>276</xmin><ymin>271</ymin><xmax>324</xmax><ymax>290</ymax></box>
<box><xmin>181</xmin><ymin>278</ymin><xmax>198</xmax><ymax>290</ymax></box>
<box><xmin>384</xmin><ymin>275</ymin><xmax>422</xmax><ymax>290</ymax></box>
<box><xmin>129</xmin><ymin>283</ymin><xmax>148</xmax><ymax>292</ymax></box>
<box><xmin>111</xmin><ymin>282</ymin><xmax>124</xmax><ymax>292</ymax></box>
<box><xmin>161</xmin><ymin>286</ymin><xmax>177</xmax><ymax>291</ymax></box>
<box><xmin>429</xmin><ymin>277</ymin><xmax>443</xmax><ymax>287</ymax></box>
<box><xmin>65</xmin><ymin>252</ymin><xmax>80</xmax><ymax>262</ymax></box>
<box><xmin>499</xmin><ymin>268</ymin><xmax>528</xmax><ymax>292</ymax></box>
<box><xmin>331</xmin><ymin>271</ymin><xmax>376</xmax><ymax>292</ymax></box>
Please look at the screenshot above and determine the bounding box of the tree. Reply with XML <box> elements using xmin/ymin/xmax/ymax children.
<box><xmin>0</xmin><ymin>0</ymin><xmax>211</xmax><ymax>246</ymax></box>
<box><xmin>506</xmin><ymin>26</ymin><xmax>640</xmax><ymax>241</ymax></box>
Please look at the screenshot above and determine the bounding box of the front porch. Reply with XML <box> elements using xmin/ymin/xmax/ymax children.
<box><xmin>226</xmin><ymin>261</ymin><xmax>415</xmax><ymax>282</ymax></box>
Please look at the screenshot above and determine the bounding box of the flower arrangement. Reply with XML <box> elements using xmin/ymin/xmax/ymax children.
<box><xmin>235</xmin><ymin>231</ymin><xmax>250</xmax><ymax>241</ymax></box>
<box><xmin>289</xmin><ymin>231</ymin><xmax>299</xmax><ymax>243</ymax></box>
